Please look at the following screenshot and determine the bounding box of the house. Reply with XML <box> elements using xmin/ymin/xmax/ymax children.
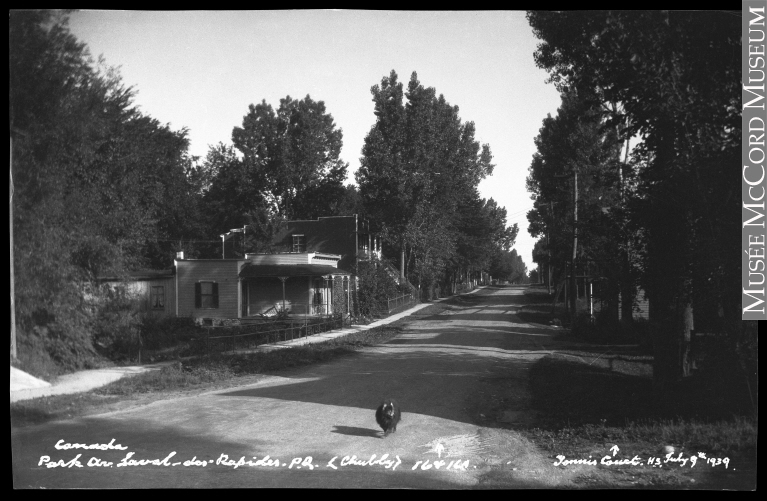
<box><xmin>105</xmin><ymin>215</ymin><xmax>393</xmax><ymax>322</ymax></box>
<box><xmin>177</xmin><ymin>215</ymin><xmax>384</xmax><ymax>321</ymax></box>
<box><xmin>174</xmin><ymin>251</ymin><xmax>351</xmax><ymax>321</ymax></box>
<box><xmin>98</xmin><ymin>269</ymin><xmax>176</xmax><ymax>316</ymax></box>
<box><xmin>229</xmin><ymin>215</ymin><xmax>382</xmax><ymax>272</ymax></box>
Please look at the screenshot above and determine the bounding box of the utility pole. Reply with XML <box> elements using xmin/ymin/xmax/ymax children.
<box><xmin>10</xmin><ymin>136</ymin><xmax>16</xmax><ymax>359</ymax></box>
<box><xmin>547</xmin><ymin>201</ymin><xmax>553</xmax><ymax>295</ymax></box>
<box><xmin>569</xmin><ymin>170</ymin><xmax>578</xmax><ymax>319</ymax></box>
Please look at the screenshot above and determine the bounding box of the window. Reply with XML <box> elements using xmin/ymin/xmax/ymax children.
<box><xmin>151</xmin><ymin>286</ymin><xmax>165</xmax><ymax>309</ymax></box>
<box><xmin>195</xmin><ymin>281</ymin><xmax>219</xmax><ymax>309</ymax></box>
<box><xmin>292</xmin><ymin>234</ymin><xmax>305</xmax><ymax>253</ymax></box>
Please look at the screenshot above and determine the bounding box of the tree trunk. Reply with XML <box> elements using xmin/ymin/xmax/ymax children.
<box><xmin>620</xmin><ymin>249</ymin><xmax>634</xmax><ymax>324</ymax></box>
<box><xmin>399</xmin><ymin>240</ymin><xmax>405</xmax><ymax>283</ymax></box>
<box><xmin>647</xmin><ymin>121</ymin><xmax>695</xmax><ymax>398</ymax></box>
<box><xmin>648</xmin><ymin>202</ymin><xmax>694</xmax><ymax>396</ymax></box>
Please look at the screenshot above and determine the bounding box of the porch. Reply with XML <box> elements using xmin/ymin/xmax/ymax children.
<box><xmin>239</xmin><ymin>262</ymin><xmax>352</xmax><ymax>319</ymax></box>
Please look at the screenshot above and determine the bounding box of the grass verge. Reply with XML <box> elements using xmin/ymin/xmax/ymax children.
<box><xmin>10</xmin><ymin>324</ymin><xmax>403</xmax><ymax>428</ymax></box>
<box><xmin>522</xmin><ymin>356</ymin><xmax>757</xmax><ymax>489</ymax></box>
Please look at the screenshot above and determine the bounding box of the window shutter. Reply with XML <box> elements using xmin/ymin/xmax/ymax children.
<box><xmin>212</xmin><ymin>282</ymin><xmax>219</xmax><ymax>308</ymax></box>
<box><xmin>195</xmin><ymin>282</ymin><xmax>201</xmax><ymax>308</ymax></box>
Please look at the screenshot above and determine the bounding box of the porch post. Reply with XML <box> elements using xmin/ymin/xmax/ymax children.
<box><xmin>278</xmin><ymin>276</ymin><xmax>288</xmax><ymax>312</ymax></box>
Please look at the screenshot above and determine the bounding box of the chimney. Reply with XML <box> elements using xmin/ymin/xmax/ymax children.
<box><xmin>176</xmin><ymin>251</ymin><xmax>185</xmax><ymax>260</ymax></box>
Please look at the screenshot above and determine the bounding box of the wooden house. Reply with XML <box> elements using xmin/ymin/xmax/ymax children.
<box><xmin>174</xmin><ymin>251</ymin><xmax>351</xmax><ymax>321</ymax></box>
<box><xmin>107</xmin><ymin>215</ymin><xmax>392</xmax><ymax>323</ymax></box>
<box><xmin>98</xmin><ymin>269</ymin><xmax>176</xmax><ymax>316</ymax></box>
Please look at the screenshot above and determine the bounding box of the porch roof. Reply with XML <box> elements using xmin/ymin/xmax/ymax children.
<box><xmin>239</xmin><ymin>263</ymin><xmax>351</xmax><ymax>279</ymax></box>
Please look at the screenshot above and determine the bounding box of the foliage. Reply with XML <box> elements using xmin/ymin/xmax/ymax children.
<box><xmin>11</xmin><ymin>11</ymin><xmax>202</xmax><ymax>372</ymax></box>
<box><xmin>358</xmin><ymin>70</ymin><xmax>521</xmax><ymax>293</ymax></box>
<box><xmin>527</xmin><ymin>10</ymin><xmax>742</xmax><ymax>386</ymax></box>
<box><xmin>526</xmin><ymin>90</ymin><xmax>627</xmax><ymax>308</ymax></box>
<box><xmin>355</xmin><ymin>258</ymin><xmax>402</xmax><ymax>317</ymax></box>
<box><xmin>139</xmin><ymin>315</ymin><xmax>200</xmax><ymax>351</ymax></box>
<box><xmin>228</xmin><ymin>95</ymin><xmax>349</xmax><ymax>221</ymax></box>
<box><xmin>92</xmin><ymin>285</ymin><xmax>144</xmax><ymax>358</ymax></box>
<box><xmin>490</xmin><ymin>249</ymin><xmax>528</xmax><ymax>283</ymax></box>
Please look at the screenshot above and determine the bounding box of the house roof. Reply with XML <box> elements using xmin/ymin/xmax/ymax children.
<box><xmin>239</xmin><ymin>263</ymin><xmax>351</xmax><ymax>278</ymax></box>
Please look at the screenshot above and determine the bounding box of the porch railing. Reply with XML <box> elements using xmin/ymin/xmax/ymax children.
<box><xmin>249</xmin><ymin>302</ymin><xmax>333</xmax><ymax>318</ymax></box>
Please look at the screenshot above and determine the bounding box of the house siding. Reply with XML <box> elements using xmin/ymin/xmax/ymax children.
<box><xmin>618</xmin><ymin>288</ymin><xmax>650</xmax><ymax>321</ymax></box>
<box><xmin>102</xmin><ymin>277</ymin><xmax>176</xmax><ymax>316</ymax></box>
<box><xmin>272</xmin><ymin>216</ymin><xmax>360</xmax><ymax>272</ymax></box>
<box><xmin>176</xmin><ymin>260</ymin><xmax>243</xmax><ymax>319</ymax></box>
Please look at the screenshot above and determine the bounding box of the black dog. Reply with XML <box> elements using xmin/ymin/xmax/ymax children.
<box><xmin>375</xmin><ymin>399</ymin><xmax>401</xmax><ymax>437</ymax></box>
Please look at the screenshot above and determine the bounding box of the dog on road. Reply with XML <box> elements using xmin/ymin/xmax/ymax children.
<box><xmin>375</xmin><ymin>400</ymin><xmax>401</xmax><ymax>437</ymax></box>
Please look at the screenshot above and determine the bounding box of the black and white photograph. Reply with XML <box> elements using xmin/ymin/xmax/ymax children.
<box><xmin>10</xmin><ymin>9</ymin><xmax>757</xmax><ymax>489</ymax></box>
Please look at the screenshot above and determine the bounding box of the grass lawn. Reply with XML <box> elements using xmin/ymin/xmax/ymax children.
<box><xmin>521</xmin><ymin>348</ymin><xmax>756</xmax><ymax>489</ymax></box>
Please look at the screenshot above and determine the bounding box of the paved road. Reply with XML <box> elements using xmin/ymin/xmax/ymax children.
<box><xmin>12</xmin><ymin>286</ymin><xmax>581</xmax><ymax>489</ymax></box>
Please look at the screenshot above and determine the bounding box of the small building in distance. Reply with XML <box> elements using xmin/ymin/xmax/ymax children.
<box><xmin>98</xmin><ymin>269</ymin><xmax>176</xmax><ymax>316</ymax></box>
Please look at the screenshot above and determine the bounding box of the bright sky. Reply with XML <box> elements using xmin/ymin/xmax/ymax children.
<box><xmin>68</xmin><ymin>10</ymin><xmax>562</xmax><ymax>272</ymax></box>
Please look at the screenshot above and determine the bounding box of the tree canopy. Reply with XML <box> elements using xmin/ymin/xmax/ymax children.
<box><xmin>227</xmin><ymin>95</ymin><xmax>349</xmax><ymax>221</ymax></box>
<box><xmin>357</xmin><ymin>70</ymin><xmax>521</xmax><ymax>295</ymax></box>
<box><xmin>526</xmin><ymin>10</ymin><xmax>745</xmax><ymax>388</ymax></box>
<box><xmin>11</xmin><ymin>10</ymin><xmax>204</xmax><ymax>369</ymax></box>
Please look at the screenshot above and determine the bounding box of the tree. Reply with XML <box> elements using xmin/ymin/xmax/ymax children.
<box><xmin>528</xmin><ymin>10</ymin><xmax>743</xmax><ymax>392</ymax></box>
<box><xmin>526</xmin><ymin>89</ymin><xmax>627</xmax><ymax>322</ymax></box>
<box><xmin>10</xmin><ymin>10</ymin><xmax>200</xmax><ymax>371</ymax></box>
<box><xmin>230</xmin><ymin>95</ymin><xmax>349</xmax><ymax>221</ymax></box>
<box><xmin>490</xmin><ymin>249</ymin><xmax>528</xmax><ymax>284</ymax></box>
<box><xmin>202</xmin><ymin>143</ymin><xmax>267</xmax><ymax>236</ymax></box>
<box><xmin>358</xmin><ymin>70</ymin><xmax>506</xmax><ymax>296</ymax></box>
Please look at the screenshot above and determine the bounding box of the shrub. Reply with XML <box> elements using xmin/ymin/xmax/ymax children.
<box><xmin>140</xmin><ymin>315</ymin><xmax>200</xmax><ymax>350</ymax></box>
<box><xmin>355</xmin><ymin>258</ymin><xmax>400</xmax><ymax>317</ymax></box>
<box><xmin>92</xmin><ymin>285</ymin><xmax>143</xmax><ymax>359</ymax></box>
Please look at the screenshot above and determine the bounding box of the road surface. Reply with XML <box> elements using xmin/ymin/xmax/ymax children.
<box><xmin>12</xmin><ymin>286</ymin><xmax>582</xmax><ymax>489</ymax></box>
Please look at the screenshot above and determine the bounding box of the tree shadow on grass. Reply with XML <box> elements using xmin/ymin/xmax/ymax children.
<box><xmin>528</xmin><ymin>356</ymin><xmax>755</xmax><ymax>429</ymax></box>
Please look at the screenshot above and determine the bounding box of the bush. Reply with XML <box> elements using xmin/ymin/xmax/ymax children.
<box><xmin>92</xmin><ymin>285</ymin><xmax>143</xmax><ymax>359</ymax></box>
<box><xmin>12</xmin><ymin>326</ymin><xmax>63</xmax><ymax>381</ymax></box>
<box><xmin>355</xmin><ymin>258</ymin><xmax>400</xmax><ymax>317</ymax></box>
<box><xmin>140</xmin><ymin>315</ymin><xmax>200</xmax><ymax>350</ymax></box>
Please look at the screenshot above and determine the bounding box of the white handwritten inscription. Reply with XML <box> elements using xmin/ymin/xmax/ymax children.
<box><xmin>55</xmin><ymin>439</ymin><xmax>127</xmax><ymax>451</ymax></box>
<box><xmin>552</xmin><ymin>446</ymin><xmax>731</xmax><ymax>470</ymax></box>
<box><xmin>37</xmin><ymin>439</ymin><xmax>469</xmax><ymax>473</ymax></box>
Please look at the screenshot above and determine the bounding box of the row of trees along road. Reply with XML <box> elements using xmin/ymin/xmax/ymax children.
<box><xmin>525</xmin><ymin>10</ymin><xmax>755</xmax><ymax>400</ymax></box>
<box><xmin>10</xmin><ymin>11</ymin><xmax>213</xmax><ymax>370</ymax></box>
<box><xmin>10</xmin><ymin>12</ymin><xmax>525</xmax><ymax>374</ymax></box>
<box><xmin>357</xmin><ymin>70</ymin><xmax>520</xmax><ymax>298</ymax></box>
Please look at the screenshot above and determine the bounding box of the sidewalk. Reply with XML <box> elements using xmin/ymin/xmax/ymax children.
<box><xmin>255</xmin><ymin>286</ymin><xmax>482</xmax><ymax>352</ymax></box>
<box><xmin>10</xmin><ymin>287</ymin><xmax>486</xmax><ymax>403</ymax></box>
<box><xmin>10</xmin><ymin>363</ymin><xmax>175</xmax><ymax>404</ymax></box>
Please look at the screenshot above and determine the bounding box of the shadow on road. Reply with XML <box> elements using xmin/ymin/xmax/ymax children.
<box><xmin>217</xmin><ymin>288</ymin><xmax>558</xmax><ymax>429</ymax></box>
<box><xmin>331</xmin><ymin>425</ymin><xmax>382</xmax><ymax>439</ymax></box>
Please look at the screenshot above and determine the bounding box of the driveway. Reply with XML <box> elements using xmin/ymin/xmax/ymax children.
<box><xmin>12</xmin><ymin>286</ymin><xmax>583</xmax><ymax>488</ymax></box>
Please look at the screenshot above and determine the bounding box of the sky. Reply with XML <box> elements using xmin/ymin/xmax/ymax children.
<box><xmin>68</xmin><ymin>10</ymin><xmax>563</xmax><ymax>272</ymax></box>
